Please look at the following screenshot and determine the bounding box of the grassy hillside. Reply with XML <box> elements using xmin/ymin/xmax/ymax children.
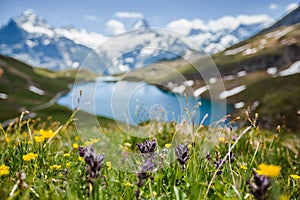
<box><xmin>123</xmin><ymin>24</ymin><xmax>300</xmax><ymax>132</ymax></box>
<box><xmin>0</xmin><ymin>55</ymin><xmax>75</xmax><ymax>123</ymax></box>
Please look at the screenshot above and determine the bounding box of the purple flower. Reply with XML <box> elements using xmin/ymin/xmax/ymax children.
<box><xmin>136</xmin><ymin>139</ymin><xmax>157</xmax><ymax>154</ymax></box>
<box><xmin>247</xmin><ymin>169</ymin><xmax>270</xmax><ymax>200</ymax></box>
<box><xmin>78</xmin><ymin>146</ymin><xmax>105</xmax><ymax>180</ymax></box>
<box><xmin>175</xmin><ymin>143</ymin><xmax>189</xmax><ymax>170</ymax></box>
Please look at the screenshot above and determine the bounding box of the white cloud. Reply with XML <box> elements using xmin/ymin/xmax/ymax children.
<box><xmin>166</xmin><ymin>14</ymin><xmax>273</xmax><ymax>35</ymax></box>
<box><xmin>115</xmin><ymin>12</ymin><xmax>143</xmax><ymax>18</ymax></box>
<box><xmin>84</xmin><ymin>15</ymin><xmax>97</xmax><ymax>21</ymax></box>
<box><xmin>286</xmin><ymin>2</ymin><xmax>299</xmax><ymax>12</ymax></box>
<box><xmin>106</xmin><ymin>19</ymin><xmax>126</xmax><ymax>35</ymax></box>
<box><xmin>269</xmin><ymin>3</ymin><xmax>278</xmax><ymax>10</ymax></box>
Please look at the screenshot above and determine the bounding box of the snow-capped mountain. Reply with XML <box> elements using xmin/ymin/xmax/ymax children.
<box><xmin>0</xmin><ymin>9</ymin><xmax>272</xmax><ymax>71</ymax></box>
<box><xmin>0</xmin><ymin>9</ymin><xmax>107</xmax><ymax>70</ymax></box>
<box><xmin>167</xmin><ymin>15</ymin><xmax>273</xmax><ymax>53</ymax></box>
<box><xmin>85</xmin><ymin>28</ymin><xmax>199</xmax><ymax>74</ymax></box>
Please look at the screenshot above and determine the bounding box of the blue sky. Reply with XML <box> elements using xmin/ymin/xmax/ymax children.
<box><xmin>0</xmin><ymin>0</ymin><xmax>299</xmax><ymax>35</ymax></box>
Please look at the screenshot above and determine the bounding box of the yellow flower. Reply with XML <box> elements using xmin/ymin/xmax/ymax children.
<box><xmin>258</xmin><ymin>163</ymin><xmax>281</xmax><ymax>177</ymax></box>
<box><xmin>40</xmin><ymin>129</ymin><xmax>55</xmax><ymax>138</ymax></box>
<box><xmin>44</xmin><ymin>175</ymin><xmax>48</xmax><ymax>179</ymax></box>
<box><xmin>106</xmin><ymin>162</ymin><xmax>112</xmax><ymax>170</ymax></box>
<box><xmin>23</xmin><ymin>152</ymin><xmax>38</xmax><ymax>161</ymax></box>
<box><xmin>219</xmin><ymin>137</ymin><xmax>226</xmax><ymax>142</ymax></box>
<box><xmin>188</xmin><ymin>144</ymin><xmax>192</xmax><ymax>149</ymax></box>
<box><xmin>165</xmin><ymin>143</ymin><xmax>172</xmax><ymax>148</ymax></box>
<box><xmin>125</xmin><ymin>182</ymin><xmax>131</xmax><ymax>187</ymax></box>
<box><xmin>78</xmin><ymin>156</ymin><xmax>83</xmax><ymax>161</ymax></box>
<box><xmin>73</xmin><ymin>143</ymin><xmax>79</xmax><ymax>149</ymax></box>
<box><xmin>66</xmin><ymin>162</ymin><xmax>71</xmax><ymax>168</ymax></box>
<box><xmin>74</xmin><ymin>136</ymin><xmax>80</xmax><ymax>141</ymax></box>
<box><xmin>152</xmin><ymin>191</ymin><xmax>157</xmax><ymax>197</ymax></box>
<box><xmin>27</xmin><ymin>141</ymin><xmax>33</xmax><ymax>145</ymax></box>
<box><xmin>50</xmin><ymin>164</ymin><xmax>61</xmax><ymax>170</ymax></box>
<box><xmin>5</xmin><ymin>137</ymin><xmax>11</xmax><ymax>143</ymax></box>
<box><xmin>240</xmin><ymin>165</ymin><xmax>248</xmax><ymax>170</ymax></box>
<box><xmin>59</xmin><ymin>173</ymin><xmax>63</xmax><ymax>177</ymax></box>
<box><xmin>63</xmin><ymin>153</ymin><xmax>70</xmax><ymax>157</ymax></box>
<box><xmin>124</xmin><ymin>142</ymin><xmax>132</xmax><ymax>148</ymax></box>
<box><xmin>0</xmin><ymin>164</ymin><xmax>10</xmax><ymax>176</ymax></box>
<box><xmin>34</xmin><ymin>136</ymin><xmax>45</xmax><ymax>143</ymax></box>
<box><xmin>290</xmin><ymin>174</ymin><xmax>300</xmax><ymax>179</ymax></box>
<box><xmin>84</xmin><ymin>138</ymin><xmax>100</xmax><ymax>146</ymax></box>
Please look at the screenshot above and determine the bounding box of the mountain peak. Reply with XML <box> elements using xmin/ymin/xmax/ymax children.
<box><xmin>14</xmin><ymin>9</ymin><xmax>51</xmax><ymax>29</ymax></box>
<box><xmin>132</xmin><ymin>18</ymin><xmax>150</xmax><ymax>30</ymax></box>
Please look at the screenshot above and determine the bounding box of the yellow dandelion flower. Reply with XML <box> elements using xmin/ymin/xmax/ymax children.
<box><xmin>23</xmin><ymin>152</ymin><xmax>38</xmax><ymax>161</ymax></box>
<box><xmin>73</xmin><ymin>143</ymin><xmax>79</xmax><ymax>149</ymax></box>
<box><xmin>188</xmin><ymin>144</ymin><xmax>192</xmax><ymax>149</ymax></box>
<box><xmin>66</xmin><ymin>162</ymin><xmax>71</xmax><ymax>168</ymax></box>
<box><xmin>34</xmin><ymin>136</ymin><xmax>45</xmax><ymax>143</ymax></box>
<box><xmin>240</xmin><ymin>165</ymin><xmax>248</xmax><ymax>170</ymax></box>
<box><xmin>50</xmin><ymin>164</ymin><xmax>61</xmax><ymax>170</ymax></box>
<box><xmin>258</xmin><ymin>163</ymin><xmax>281</xmax><ymax>177</ymax></box>
<box><xmin>27</xmin><ymin>141</ymin><xmax>33</xmax><ymax>145</ymax></box>
<box><xmin>165</xmin><ymin>143</ymin><xmax>172</xmax><ymax>148</ymax></box>
<box><xmin>59</xmin><ymin>173</ymin><xmax>63</xmax><ymax>177</ymax></box>
<box><xmin>40</xmin><ymin>129</ymin><xmax>55</xmax><ymax>138</ymax></box>
<box><xmin>74</xmin><ymin>136</ymin><xmax>80</xmax><ymax>141</ymax></box>
<box><xmin>5</xmin><ymin>137</ymin><xmax>11</xmax><ymax>143</ymax></box>
<box><xmin>290</xmin><ymin>174</ymin><xmax>300</xmax><ymax>179</ymax></box>
<box><xmin>63</xmin><ymin>153</ymin><xmax>70</xmax><ymax>157</ymax></box>
<box><xmin>0</xmin><ymin>164</ymin><xmax>10</xmax><ymax>176</ymax></box>
<box><xmin>219</xmin><ymin>137</ymin><xmax>226</xmax><ymax>142</ymax></box>
<box><xmin>106</xmin><ymin>162</ymin><xmax>112</xmax><ymax>170</ymax></box>
<box><xmin>125</xmin><ymin>182</ymin><xmax>131</xmax><ymax>187</ymax></box>
<box><xmin>78</xmin><ymin>156</ymin><xmax>83</xmax><ymax>161</ymax></box>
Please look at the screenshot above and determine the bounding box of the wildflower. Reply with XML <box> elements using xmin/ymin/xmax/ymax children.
<box><xmin>206</xmin><ymin>152</ymin><xmax>211</xmax><ymax>160</ymax></box>
<box><xmin>23</xmin><ymin>152</ymin><xmax>37</xmax><ymax>161</ymax></box>
<box><xmin>258</xmin><ymin>163</ymin><xmax>281</xmax><ymax>177</ymax></box>
<box><xmin>63</xmin><ymin>153</ymin><xmax>70</xmax><ymax>157</ymax></box>
<box><xmin>74</xmin><ymin>136</ymin><xmax>80</xmax><ymax>141</ymax></box>
<box><xmin>136</xmin><ymin>155</ymin><xmax>157</xmax><ymax>198</ymax></box>
<box><xmin>106</xmin><ymin>161</ymin><xmax>112</xmax><ymax>170</ymax></box>
<box><xmin>66</xmin><ymin>162</ymin><xmax>71</xmax><ymax>168</ymax></box>
<box><xmin>50</xmin><ymin>165</ymin><xmax>61</xmax><ymax>170</ymax></box>
<box><xmin>78</xmin><ymin>156</ymin><xmax>83</xmax><ymax>161</ymax></box>
<box><xmin>73</xmin><ymin>143</ymin><xmax>79</xmax><ymax>149</ymax></box>
<box><xmin>290</xmin><ymin>174</ymin><xmax>300</xmax><ymax>179</ymax></box>
<box><xmin>219</xmin><ymin>137</ymin><xmax>226</xmax><ymax>142</ymax></box>
<box><xmin>17</xmin><ymin>170</ymin><xmax>28</xmax><ymax>189</ymax></box>
<box><xmin>136</xmin><ymin>139</ymin><xmax>157</xmax><ymax>154</ymax></box>
<box><xmin>78</xmin><ymin>146</ymin><xmax>105</xmax><ymax>180</ymax></box>
<box><xmin>124</xmin><ymin>142</ymin><xmax>132</xmax><ymax>148</ymax></box>
<box><xmin>175</xmin><ymin>143</ymin><xmax>189</xmax><ymax>170</ymax></box>
<box><xmin>0</xmin><ymin>164</ymin><xmax>9</xmax><ymax>176</ymax></box>
<box><xmin>152</xmin><ymin>191</ymin><xmax>157</xmax><ymax>197</ymax></box>
<box><xmin>5</xmin><ymin>137</ymin><xmax>11</xmax><ymax>143</ymax></box>
<box><xmin>188</xmin><ymin>144</ymin><xmax>192</xmax><ymax>149</ymax></box>
<box><xmin>164</xmin><ymin>143</ymin><xmax>172</xmax><ymax>148</ymax></box>
<box><xmin>247</xmin><ymin>169</ymin><xmax>270</xmax><ymax>200</ymax></box>
<box><xmin>240</xmin><ymin>165</ymin><xmax>248</xmax><ymax>170</ymax></box>
<box><xmin>125</xmin><ymin>182</ymin><xmax>131</xmax><ymax>187</ymax></box>
<box><xmin>84</xmin><ymin>138</ymin><xmax>100</xmax><ymax>146</ymax></box>
<box><xmin>34</xmin><ymin>136</ymin><xmax>45</xmax><ymax>143</ymax></box>
<box><xmin>40</xmin><ymin>129</ymin><xmax>55</xmax><ymax>138</ymax></box>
